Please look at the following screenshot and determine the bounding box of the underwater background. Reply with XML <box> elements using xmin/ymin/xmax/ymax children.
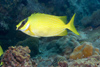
<box><xmin>0</xmin><ymin>0</ymin><xmax>100</xmax><ymax>67</ymax></box>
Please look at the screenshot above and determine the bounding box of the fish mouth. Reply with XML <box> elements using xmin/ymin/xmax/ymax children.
<box><xmin>16</xmin><ymin>18</ymin><xmax>28</xmax><ymax>30</ymax></box>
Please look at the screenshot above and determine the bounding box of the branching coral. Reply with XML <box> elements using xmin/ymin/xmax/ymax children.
<box><xmin>1</xmin><ymin>46</ymin><xmax>32</xmax><ymax>67</ymax></box>
<box><xmin>70</xmin><ymin>42</ymin><xmax>99</xmax><ymax>60</ymax></box>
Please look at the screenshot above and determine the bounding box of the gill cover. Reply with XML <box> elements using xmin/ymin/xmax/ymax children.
<box><xmin>16</xmin><ymin>18</ymin><xmax>29</xmax><ymax>31</ymax></box>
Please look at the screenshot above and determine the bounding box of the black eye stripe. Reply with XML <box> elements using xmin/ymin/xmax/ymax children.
<box><xmin>18</xmin><ymin>18</ymin><xmax>28</xmax><ymax>30</ymax></box>
<box><xmin>22</xmin><ymin>18</ymin><xmax>28</xmax><ymax>25</ymax></box>
<box><xmin>22</xmin><ymin>21</ymin><xmax>26</xmax><ymax>25</ymax></box>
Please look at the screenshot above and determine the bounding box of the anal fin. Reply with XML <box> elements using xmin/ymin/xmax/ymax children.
<box><xmin>58</xmin><ymin>16</ymin><xmax>67</xmax><ymax>24</ymax></box>
<box><xmin>57</xmin><ymin>30</ymin><xmax>67</xmax><ymax>36</ymax></box>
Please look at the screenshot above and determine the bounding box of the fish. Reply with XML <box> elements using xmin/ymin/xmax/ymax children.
<box><xmin>0</xmin><ymin>45</ymin><xmax>3</xmax><ymax>57</ymax></box>
<box><xmin>0</xmin><ymin>45</ymin><xmax>3</xmax><ymax>66</ymax></box>
<box><xmin>16</xmin><ymin>13</ymin><xmax>79</xmax><ymax>37</ymax></box>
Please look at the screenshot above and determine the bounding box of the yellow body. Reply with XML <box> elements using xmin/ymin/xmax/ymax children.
<box><xmin>0</xmin><ymin>45</ymin><xmax>3</xmax><ymax>56</ymax></box>
<box><xmin>0</xmin><ymin>45</ymin><xmax>3</xmax><ymax>65</ymax></box>
<box><xmin>16</xmin><ymin>13</ymin><xmax>79</xmax><ymax>37</ymax></box>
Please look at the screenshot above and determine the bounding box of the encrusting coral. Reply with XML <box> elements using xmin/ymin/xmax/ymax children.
<box><xmin>70</xmin><ymin>42</ymin><xmax>99</xmax><ymax>60</ymax></box>
<box><xmin>68</xmin><ymin>55</ymin><xmax>100</xmax><ymax>67</ymax></box>
<box><xmin>57</xmin><ymin>55</ymin><xmax>100</xmax><ymax>67</ymax></box>
<box><xmin>1</xmin><ymin>46</ymin><xmax>32</xmax><ymax>67</ymax></box>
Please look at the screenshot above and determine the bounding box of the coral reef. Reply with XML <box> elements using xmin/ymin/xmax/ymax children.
<box><xmin>36</xmin><ymin>58</ymin><xmax>52</xmax><ymax>67</ymax></box>
<box><xmin>81</xmin><ymin>9</ymin><xmax>100</xmax><ymax>28</ymax></box>
<box><xmin>51</xmin><ymin>55</ymin><xmax>67</xmax><ymax>66</ymax></box>
<box><xmin>82</xmin><ymin>25</ymin><xmax>100</xmax><ymax>47</ymax></box>
<box><xmin>16</xmin><ymin>37</ymin><xmax>39</xmax><ymax>57</ymax></box>
<box><xmin>68</xmin><ymin>55</ymin><xmax>100</xmax><ymax>67</ymax></box>
<box><xmin>56</xmin><ymin>55</ymin><xmax>100</xmax><ymax>67</ymax></box>
<box><xmin>1</xmin><ymin>46</ymin><xmax>32</xmax><ymax>67</ymax></box>
<box><xmin>93</xmin><ymin>38</ymin><xmax>100</xmax><ymax>48</ymax></box>
<box><xmin>36</xmin><ymin>32</ymin><xmax>88</xmax><ymax>66</ymax></box>
<box><xmin>80</xmin><ymin>10</ymin><xmax>100</xmax><ymax>49</ymax></box>
<box><xmin>50</xmin><ymin>55</ymin><xmax>100</xmax><ymax>67</ymax></box>
<box><xmin>58</xmin><ymin>61</ymin><xmax>68</xmax><ymax>67</ymax></box>
<box><xmin>70</xmin><ymin>42</ymin><xmax>99</xmax><ymax>60</ymax></box>
<box><xmin>38</xmin><ymin>32</ymin><xmax>81</xmax><ymax>58</ymax></box>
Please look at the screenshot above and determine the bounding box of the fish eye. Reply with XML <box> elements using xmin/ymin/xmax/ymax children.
<box><xmin>22</xmin><ymin>21</ymin><xmax>26</xmax><ymax>25</ymax></box>
<box><xmin>22</xmin><ymin>18</ymin><xmax>28</xmax><ymax>25</ymax></box>
<box><xmin>18</xmin><ymin>18</ymin><xmax>28</xmax><ymax>30</ymax></box>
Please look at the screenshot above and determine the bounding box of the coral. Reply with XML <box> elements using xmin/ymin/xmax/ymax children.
<box><xmin>36</xmin><ymin>58</ymin><xmax>52</xmax><ymax>67</ymax></box>
<box><xmin>68</xmin><ymin>55</ymin><xmax>100</xmax><ymax>67</ymax></box>
<box><xmin>31</xmin><ymin>59</ymin><xmax>38</xmax><ymax>67</ymax></box>
<box><xmin>58</xmin><ymin>61</ymin><xmax>68</xmax><ymax>67</ymax></box>
<box><xmin>82</xmin><ymin>26</ymin><xmax>100</xmax><ymax>44</ymax></box>
<box><xmin>1</xmin><ymin>46</ymin><xmax>32</xmax><ymax>67</ymax></box>
<box><xmin>81</xmin><ymin>9</ymin><xmax>100</xmax><ymax>28</ymax></box>
<box><xmin>93</xmin><ymin>38</ymin><xmax>100</xmax><ymax>48</ymax></box>
<box><xmin>38</xmin><ymin>32</ymin><xmax>81</xmax><ymax>58</ymax></box>
<box><xmin>70</xmin><ymin>42</ymin><xmax>99</xmax><ymax>60</ymax></box>
<box><xmin>16</xmin><ymin>37</ymin><xmax>39</xmax><ymax>57</ymax></box>
<box><xmin>50</xmin><ymin>55</ymin><xmax>100</xmax><ymax>67</ymax></box>
<box><xmin>51</xmin><ymin>55</ymin><xmax>67</xmax><ymax>66</ymax></box>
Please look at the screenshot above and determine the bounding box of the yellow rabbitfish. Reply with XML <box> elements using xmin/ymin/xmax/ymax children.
<box><xmin>16</xmin><ymin>13</ymin><xmax>79</xmax><ymax>37</ymax></box>
<box><xmin>0</xmin><ymin>45</ymin><xmax>3</xmax><ymax>66</ymax></box>
<box><xmin>0</xmin><ymin>46</ymin><xmax>3</xmax><ymax>57</ymax></box>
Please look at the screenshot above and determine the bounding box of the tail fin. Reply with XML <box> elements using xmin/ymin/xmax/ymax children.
<box><xmin>65</xmin><ymin>14</ymin><xmax>80</xmax><ymax>35</ymax></box>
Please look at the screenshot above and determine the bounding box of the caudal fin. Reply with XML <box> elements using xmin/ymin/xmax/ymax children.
<box><xmin>65</xmin><ymin>14</ymin><xmax>80</xmax><ymax>35</ymax></box>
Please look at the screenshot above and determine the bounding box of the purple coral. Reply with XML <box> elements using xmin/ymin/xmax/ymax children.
<box><xmin>1</xmin><ymin>46</ymin><xmax>32</xmax><ymax>67</ymax></box>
